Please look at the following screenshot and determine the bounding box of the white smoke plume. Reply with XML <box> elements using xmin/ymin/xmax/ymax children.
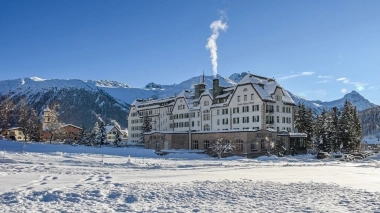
<box><xmin>205</xmin><ymin>19</ymin><xmax>228</xmax><ymax>78</ymax></box>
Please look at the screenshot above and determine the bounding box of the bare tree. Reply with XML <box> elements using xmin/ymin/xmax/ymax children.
<box><xmin>211</xmin><ymin>138</ymin><xmax>234</xmax><ymax>159</ymax></box>
<box><xmin>0</xmin><ymin>97</ymin><xmax>15</xmax><ymax>132</ymax></box>
<box><xmin>17</xmin><ymin>99</ymin><xmax>29</xmax><ymax>142</ymax></box>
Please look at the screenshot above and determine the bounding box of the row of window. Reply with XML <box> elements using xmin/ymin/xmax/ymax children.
<box><xmin>131</xmin><ymin>133</ymin><xmax>142</xmax><ymax>138</ymax></box>
<box><xmin>189</xmin><ymin>139</ymin><xmax>278</xmax><ymax>151</ymax></box>
<box><xmin>237</xmin><ymin>94</ymin><xmax>255</xmax><ymax>102</ymax></box>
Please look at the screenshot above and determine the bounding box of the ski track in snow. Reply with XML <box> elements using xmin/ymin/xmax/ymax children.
<box><xmin>0</xmin><ymin>143</ymin><xmax>380</xmax><ymax>212</ymax></box>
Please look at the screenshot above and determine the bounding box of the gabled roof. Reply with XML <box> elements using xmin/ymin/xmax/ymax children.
<box><xmin>237</xmin><ymin>74</ymin><xmax>295</xmax><ymax>104</ymax></box>
<box><xmin>61</xmin><ymin>124</ymin><xmax>82</xmax><ymax>130</ymax></box>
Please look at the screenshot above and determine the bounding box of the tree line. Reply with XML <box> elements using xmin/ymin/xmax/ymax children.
<box><xmin>0</xmin><ymin>97</ymin><xmax>42</xmax><ymax>142</ymax></box>
<box><xmin>295</xmin><ymin>100</ymin><xmax>362</xmax><ymax>153</ymax></box>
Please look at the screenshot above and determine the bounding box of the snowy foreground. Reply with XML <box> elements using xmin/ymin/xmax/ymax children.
<box><xmin>0</xmin><ymin>141</ymin><xmax>380</xmax><ymax>212</ymax></box>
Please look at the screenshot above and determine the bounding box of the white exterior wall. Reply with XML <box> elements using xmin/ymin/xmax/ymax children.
<box><xmin>226</xmin><ymin>84</ymin><xmax>264</xmax><ymax>130</ymax></box>
<box><xmin>127</xmin><ymin>75</ymin><xmax>297</xmax><ymax>140</ymax></box>
<box><xmin>128</xmin><ymin>102</ymin><xmax>173</xmax><ymax>142</ymax></box>
<box><xmin>199</xmin><ymin>95</ymin><xmax>212</xmax><ymax>131</ymax></box>
<box><xmin>172</xmin><ymin>98</ymin><xmax>190</xmax><ymax>132</ymax></box>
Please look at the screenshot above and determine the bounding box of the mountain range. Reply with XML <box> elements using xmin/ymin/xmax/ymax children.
<box><xmin>0</xmin><ymin>73</ymin><xmax>378</xmax><ymax>132</ymax></box>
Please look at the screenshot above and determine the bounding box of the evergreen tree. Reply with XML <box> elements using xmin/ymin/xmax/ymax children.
<box><xmin>328</xmin><ymin>107</ymin><xmax>341</xmax><ymax>152</ymax></box>
<box><xmin>89</xmin><ymin>122</ymin><xmax>99</xmax><ymax>146</ymax></box>
<box><xmin>294</xmin><ymin>103</ymin><xmax>314</xmax><ymax>149</ymax></box>
<box><xmin>274</xmin><ymin>137</ymin><xmax>286</xmax><ymax>157</ymax></box>
<box><xmin>351</xmin><ymin>106</ymin><xmax>362</xmax><ymax>151</ymax></box>
<box><xmin>113</xmin><ymin>131</ymin><xmax>122</xmax><ymax>147</ymax></box>
<box><xmin>78</xmin><ymin>126</ymin><xmax>88</xmax><ymax>145</ymax></box>
<box><xmin>96</xmin><ymin>121</ymin><xmax>107</xmax><ymax>148</ymax></box>
<box><xmin>340</xmin><ymin>100</ymin><xmax>354</xmax><ymax>152</ymax></box>
<box><xmin>140</xmin><ymin>115</ymin><xmax>152</xmax><ymax>144</ymax></box>
<box><xmin>315</xmin><ymin>108</ymin><xmax>330</xmax><ymax>152</ymax></box>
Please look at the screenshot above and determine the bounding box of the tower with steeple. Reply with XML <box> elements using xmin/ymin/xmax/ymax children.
<box><xmin>42</xmin><ymin>106</ymin><xmax>52</xmax><ymax>130</ymax></box>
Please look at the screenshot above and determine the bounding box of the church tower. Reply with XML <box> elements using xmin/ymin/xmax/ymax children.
<box><xmin>42</xmin><ymin>106</ymin><xmax>52</xmax><ymax>130</ymax></box>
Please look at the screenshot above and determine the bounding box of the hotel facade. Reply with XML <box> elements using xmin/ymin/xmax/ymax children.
<box><xmin>128</xmin><ymin>74</ymin><xmax>306</xmax><ymax>156</ymax></box>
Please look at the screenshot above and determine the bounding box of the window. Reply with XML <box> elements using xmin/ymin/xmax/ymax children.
<box><xmin>156</xmin><ymin>141</ymin><xmax>160</xmax><ymax>150</ymax></box>
<box><xmin>233</xmin><ymin>117</ymin><xmax>240</xmax><ymax>124</ymax></box>
<box><xmin>197</xmin><ymin>112</ymin><xmax>200</xmax><ymax>117</ymax></box>
<box><xmin>236</xmin><ymin>139</ymin><xmax>244</xmax><ymax>151</ymax></box>
<box><xmin>282</xmin><ymin>117</ymin><xmax>285</xmax><ymax>123</ymax></box>
<box><xmin>266</xmin><ymin>105</ymin><xmax>274</xmax><ymax>113</ymax></box>
<box><xmin>251</xmin><ymin>140</ymin><xmax>257</xmax><ymax>151</ymax></box>
<box><xmin>276</xmin><ymin>106</ymin><xmax>279</xmax><ymax>112</ymax></box>
<box><xmin>217</xmin><ymin>119</ymin><xmax>220</xmax><ymax>125</ymax></box>
<box><xmin>204</xmin><ymin>124</ymin><xmax>210</xmax><ymax>131</ymax></box>
<box><xmin>243</xmin><ymin>117</ymin><xmax>249</xmax><ymax>123</ymax></box>
<box><xmin>260</xmin><ymin>139</ymin><xmax>266</xmax><ymax>150</ymax></box>
<box><xmin>204</xmin><ymin>101</ymin><xmax>209</xmax><ymax>106</ymax></box>
<box><xmin>266</xmin><ymin>116</ymin><xmax>274</xmax><ymax>124</ymax></box>
<box><xmin>233</xmin><ymin>107</ymin><xmax>239</xmax><ymax>113</ymax></box>
<box><xmin>253</xmin><ymin>116</ymin><xmax>259</xmax><ymax>122</ymax></box>
<box><xmin>222</xmin><ymin>109</ymin><xmax>228</xmax><ymax>114</ymax></box>
<box><xmin>237</xmin><ymin>96</ymin><xmax>241</xmax><ymax>102</ymax></box>
<box><xmin>204</xmin><ymin>140</ymin><xmax>210</xmax><ymax>150</ymax></box>
<box><xmin>251</xmin><ymin>94</ymin><xmax>254</xmax><ymax>100</ymax></box>
<box><xmin>277</xmin><ymin>116</ymin><xmax>279</xmax><ymax>123</ymax></box>
<box><xmin>252</xmin><ymin>105</ymin><xmax>259</xmax><ymax>111</ymax></box>
<box><xmin>243</xmin><ymin>106</ymin><xmax>249</xmax><ymax>113</ymax></box>
<box><xmin>222</xmin><ymin>118</ymin><xmax>228</xmax><ymax>125</ymax></box>
<box><xmin>282</xmin><ymin>107</ymin><xmax>285</xmax><ymax>113</ymax></box>
<box><xmin>243</xmin><ymin>88</ymin><xmax>248</xmax><ymax>92</ymax></box>
<box><xmin>203</xmin><ymin>114</ymin><xmax>210</xmax><ymax>120</ymax></box>
<box><xmin>244</xmin><ymin>95</ymin><xmax>247</xmax><ymax>101</ymax></box>
<box><xmin>217</xmin><ymin>110</ymin><xmax>220</xmax><ymax>115</ymax></box>
<box><xmin>197</xmin><ymin>121</ymin><xmax>200</xmax><ymax>126</ymax></box>
<box><xmin>192</xmin><ymin>140</ymin><xmax>199</xmax><ymax>150</ymax></box>
<box><xmin>191</xmin><ymin>121</ymin><xmax>194</xmax><ymax>127</ymax></box>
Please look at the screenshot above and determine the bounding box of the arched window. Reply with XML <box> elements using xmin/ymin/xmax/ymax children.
<box><xmin>203</xmin><ymin>109</ymin><xmax>210</xmax><ymax>113</ymax></box>
<box><xmin>236</xmin><ymin>139</ymin><xmax>244</xmax><ymax>151</ymax></box>
<box><xmin>243</xmin><ymin>88</ymin><xmax>248</xmax><ymax>92</ymax></box>
<box><xmin>192</xmin><ymin>140</ymin><xmax>199</xmax><ymax>150</ymax></box>
<box><xmin>204</xmin><ymin>124</ymin><xmax>210</xmax><ymax>131</ymax></box>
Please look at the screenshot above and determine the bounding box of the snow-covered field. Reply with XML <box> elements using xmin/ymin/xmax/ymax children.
<box><xmin>0</xmin><ymin>141</ymin><xmax>380</xmax><ymax>212</ymax></box>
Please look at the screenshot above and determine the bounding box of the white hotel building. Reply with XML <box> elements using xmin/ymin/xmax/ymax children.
<box><xmin>128</xmin><ymin>74</ymin><xmax>296</xmax><ymax>143</ymax></box>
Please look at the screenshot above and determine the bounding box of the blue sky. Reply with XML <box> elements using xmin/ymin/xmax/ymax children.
<box><xmin>1</xmin><ymin>0</ymin><xmax>379</xmax><ymax>104</ymax></box>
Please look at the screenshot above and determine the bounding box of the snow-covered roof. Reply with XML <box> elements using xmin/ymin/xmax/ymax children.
<box><xmin>61</xmin><ymin>124</ymin><xmax>82</xmax><ymax>130</ymax></box>
<box><xmin>237</xmin><ymin>74</ymin><xmax>295</xmax><ymax>104</ymax></box>
<box><xmin>105</xmin><ymin>125</ymin><xmax>121</xmax><ymax>134</ymax></box>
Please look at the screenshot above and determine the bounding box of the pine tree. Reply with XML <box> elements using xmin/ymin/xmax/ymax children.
<box><xmin>274</xmin><ymin>137</ymin><xmax>286</xmax><ymax>157</ymax></box>
<box><xmin>351</xmin><ymin>106</ymin><xmax>362</xmax><ymax>151</ymax></box>
<box><xmin>340</xmin><ymin>100</ymin><xmax>354</xmax><ymax>152</ymax></box>
<box><xmin>140</xmin><ymin>115</ymin><xmax>152</xmax><ymax>144</ymax></box>
<box><xmin>329</xmin><ymin>107</ymin><xmax>341</xmax><ymax>152</ymax></box>
<box><xmin>315</xmin><ymin>108</ymin><xmax>330</xmax><ymax>152</ymax></box>
<box><xmin>294</xmin><ymin>103</ymin><xmax>314</xmax><ymax>149</ymax></box>
<box><xmin>78</xmin><ymin>126</ymin><xmax>87</xmax><ymax>145</ymax></box>
<box><xmin>96</xmin><ymin>121</ymin><xmax>107</xmax><ymax>148</ymax></box>
<box><xmin>113</xmin><ymin>131</ymin><xmax>122</xmax><ymax>147</ymax></box>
